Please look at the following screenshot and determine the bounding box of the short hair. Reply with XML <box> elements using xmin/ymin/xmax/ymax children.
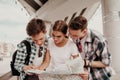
<box><xmin>53</xmin><ymin>20</ymin><xmax>68</xmax><ymax>35</ymax></box>
<box><xmin>26</xmin><ymin>18</ymin><xmax>46</xmax><ymax>36</ymax></box>
<box><xmin>69</xmin><ymin>16</ymin><xmax>88</xmax><ymax>31</ymax></box>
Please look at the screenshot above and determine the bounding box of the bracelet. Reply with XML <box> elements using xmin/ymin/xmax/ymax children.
<box><xmin>43</xmin><ymin>69</ymin><xmax>46</xmax><ymax>71</ymax></box>
<box><xmin>88</xmin><ymin>61</ymin><xmax>92</xmax><ymax>67</ymax></box>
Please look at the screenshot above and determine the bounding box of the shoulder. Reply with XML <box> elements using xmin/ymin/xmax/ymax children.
<box><xmin>90</xmin><ymin>30</ymin><xmax>109</xmax><ymax>50</ymax></box>
<box><xmin>48</xmin><ymin>38</ymin><xmax>54</xmax><ymax>45</ymax></box>
<box><xmin>17</xmin><ymin>37</ymin><xmax>34</xmax><ymax>48</ymax></box>
<box><xmin>67</xmin><ymin>39</ymin><xmax>76</xmax><ymax>47</ymax></box>
<box><xmin>90</xmin><ymin>29</ymin><xmax>107</xmax><ymax>42</ymax></box>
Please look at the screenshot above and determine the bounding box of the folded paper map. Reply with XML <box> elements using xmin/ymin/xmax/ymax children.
<box><xmin>26</xmin><ymin>57</ymin><xmax>84</xmax><ymax>74</ymax></box>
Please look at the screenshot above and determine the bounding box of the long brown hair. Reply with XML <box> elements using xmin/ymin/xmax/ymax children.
<box><xmin>53</xmin><ymin>20</ymin><xmax>68</xmax><ymax>35</ymax></box>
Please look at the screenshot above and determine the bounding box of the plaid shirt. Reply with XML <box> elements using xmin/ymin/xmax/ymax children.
<box><xmin>77</xmin><ymin>30</ymin><xmax>112</xmax><ymax>80</ymax></box>
<box><xmin>14</xmin><ymin>37</ymin><xmax>48</xmax><ymax>80</ymax></box>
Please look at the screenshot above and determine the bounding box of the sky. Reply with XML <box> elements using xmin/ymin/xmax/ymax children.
<box><xmin>0</xmin><ymin>0</ymin><xmax>30</xmax><ymax>44</ymax></box>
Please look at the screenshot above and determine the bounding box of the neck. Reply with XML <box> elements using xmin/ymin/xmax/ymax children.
<box><xmin>81</xmin><ymin>29</ymin><xmax>87</xmax><ymax>40</ymax></box>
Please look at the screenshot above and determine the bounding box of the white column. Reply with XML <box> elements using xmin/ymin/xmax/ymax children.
<box><xmin>101</xmin><ymin>0</ymin><xmax>120</xmax><ymax>79</ymax></box>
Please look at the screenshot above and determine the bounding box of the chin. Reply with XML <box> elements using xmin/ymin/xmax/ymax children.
<box><xmin>54</xmin><ymin>41</ymin><xmax>60</xmax><ymax>44</ymax></box>
<box><xmin>72</xmin><ymin>39</ymin><xmax>77</xmax><ymax>42</ymax></box>
<box><xmin>55</xmin><ymin>42</ymin><xmax>59</xmax><ymax>44</ymax></box>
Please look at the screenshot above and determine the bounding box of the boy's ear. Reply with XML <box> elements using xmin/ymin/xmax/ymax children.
<box><xmin>83</xmin><ymin>28</ymin><xmax>87</xmax><ymax>34</ymax></box>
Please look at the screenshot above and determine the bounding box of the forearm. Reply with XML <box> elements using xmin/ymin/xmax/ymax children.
<box><xmin>90</xmin><ymin>61</ymin><xmax>107</xmax><ymax>68</ymax></box>
<box><xmin>38</xmin><ymin>51</ymin><xmax>50</xmax><ymax>70</ymax></box>
<box><xmin>38</xmin><ymin>62</ymin><xmax>50</xmax><ymax>70</ymax></box>
<box><xmin>84</xmin><ymin>60</ymin><xmax>107</xmax><ymax>68</ymax></box>
<box><xmin>15</xmin><ymin>43</ymin><xmax>27</xmax><ymax>72</ymax></box>
<box><xmin>14</xmin><ymin>62</ymin><xmax>25</xmax><ymax>72</ymax></box>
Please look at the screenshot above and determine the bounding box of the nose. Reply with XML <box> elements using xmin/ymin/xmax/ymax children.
<box><xmin>54</xmin><ymin>37</ymin><xmax>58</xmax><ymax>40</ymax></box>
<box><xmin>53</xmin><ymin>37</ymin><xmax>59</xmax><ymax>43</ymax></box>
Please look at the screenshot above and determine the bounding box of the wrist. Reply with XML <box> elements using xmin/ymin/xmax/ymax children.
<box><xmin>84</xmin><ymin>59</ymin><xmax>89</xmax><ymax>67</ymax></box>
<box><xmin>88</xmin><ymin>60</ymin><xmax>92</xmax><ymax>67</ymax></box>
<box><xmin>84</xmin><ymin>59</ymin><xmax>92</xmax><ymax>67</ymax></box>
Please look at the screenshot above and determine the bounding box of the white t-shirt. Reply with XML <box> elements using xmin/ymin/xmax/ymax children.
<box><xmin>48</xmin><ymin>38</ymin><xmax>80</xmax><ymax>70</ymax></box>
<box><xmin>33</xmin><ymin>45</ymin><xmax>44</xmax><ymax>67</ymax></box>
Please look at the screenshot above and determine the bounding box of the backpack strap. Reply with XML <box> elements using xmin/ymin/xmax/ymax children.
<box><xmin>21</xmin><ymin>40</ymin><xmax>31</xmax><ymax>65</ymax></box>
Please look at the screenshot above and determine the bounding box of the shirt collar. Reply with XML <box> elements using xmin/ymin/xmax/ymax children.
<box><xmin>84</xmin><ymin>29</ymin><xmax>92</xmax><ymax>43</ymax></box>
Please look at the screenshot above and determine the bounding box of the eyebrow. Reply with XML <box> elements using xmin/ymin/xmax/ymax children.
<box><xmin>52</xmin><ymin>34</ymin><xmax>62</xmax><ymax>37</ymax></box>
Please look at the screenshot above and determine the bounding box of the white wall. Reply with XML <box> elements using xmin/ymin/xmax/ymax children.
<box><xmin>88</xmin><ymin>5</ymin><xmax>103</xmax><ymax>34</ymax></box>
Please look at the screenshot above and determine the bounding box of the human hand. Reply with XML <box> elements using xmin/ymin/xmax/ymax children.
<box><xmin>23</xmin><ymin>65</ymin><xmax>37</xmax><ymax>75</ymax></box>
<box><xmin>71</xmin><ymin>54</ymin><xmax>79</xmax><ymax>59</ymax></box>
<box><xmin>23</xmin><ymin>64</ymin><xmax>36</xmax><ymax>71</ymax></box>
<box><xmin>79</xmin><ymin>68</ymin><xmax>89</xmax><ymax>80</ymax></box>
<box><xmin>36</xmin><ymin>66</ymin><xmax>46</xmax><ymax>71</ymax></box>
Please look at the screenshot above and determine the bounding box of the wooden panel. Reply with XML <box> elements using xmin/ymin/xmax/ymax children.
<box><xmin>39</xmin><ymin>0</ymin><xmax>48</xmax><ymax>4</ymax></box>
<box><xmin>25</xmin><ymin>0</ymin><xmax>41</xmax><ymax>11</ymax></box>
